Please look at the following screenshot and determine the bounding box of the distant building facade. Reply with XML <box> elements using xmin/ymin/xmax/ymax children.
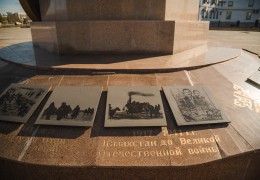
<box><xmin>6</xmin><ymin>12</ymin><xmax>29</xmax><ymax>24</ymax></box>
<box><xmin>199</xmin><ymin>0</ymin><xmax>260</xmax><ymax>27</ymax></box>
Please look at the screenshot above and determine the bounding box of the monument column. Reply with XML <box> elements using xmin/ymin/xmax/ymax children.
<box><xmin>21</xmin><ymin>0</ymin><xmax>209</xmax><ymax>57</ymax></box>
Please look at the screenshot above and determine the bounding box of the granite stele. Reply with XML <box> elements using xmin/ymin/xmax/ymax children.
<box><xmin>35</xmin><ymin>86</ymin><xmax>102</xmax><ymax>127</ymax></box>
<box><xmin>163</xmin><ymin>86</ymin><xmax>230</xmax><ymax>126</ymax></box>
<box><xmin>0</xmin><ymin>84</ymin><xmax>50</xmax><ymax>123</ymax></box>
<box><xmin>105</xmin><ymin>86</ymin><xmax>167</xmax><ymax>127</ymax></box>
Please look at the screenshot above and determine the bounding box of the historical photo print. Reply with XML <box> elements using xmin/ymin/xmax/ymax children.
<box><xmin>35</xmin><ymin>86</ymin><xmax>102</xmax><ymax>127</ymax></box>
<box><xmin>163</xmin><ymin>86</ymin><xmax>230</xmax><ymax>126</ymax></box>
<box><xmin>0</xmin><ymin>84</ymin><xmax>50</xmax><ymax>123</ymax></box>
<box><xmin>105</xmin><ymin>86</ymin><xmax>167</xmax><ymax>127</ymax></box>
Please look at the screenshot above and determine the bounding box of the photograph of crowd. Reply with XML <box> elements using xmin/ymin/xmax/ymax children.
<box><xmin>0</xmin><ymin>84</ymin><xmax>49</xmax><ymax>123</ymax></box>
<box><xmin>41</xmin><ymin>102</ymin><xmax>94</xmax><ymax>121</ymax></box>
<box><xmin>35</xmin><ymin>86</ymin><xmax>101</xmax><ymax>127</ymax></box>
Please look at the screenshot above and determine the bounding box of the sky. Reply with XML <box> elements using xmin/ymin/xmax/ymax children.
<box><xmin>0</xmin><ymin>0</ymin><xmax>25</xmax><ymax>14</ymax></box>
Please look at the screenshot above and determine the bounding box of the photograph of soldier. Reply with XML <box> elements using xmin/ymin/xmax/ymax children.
<box><xmin>173</xmin><ymin>88</ymin><xmax>223</xmax><ymax>122</ymax></box>
<box><xmin>105</xmin><ymin>86</ymin><xmax>167</xmax><ymax>127</ymax></box>
<box><xmin>163</xmin><ymin>86</ymin><xmax>229</xmax><ymax>126</ymax></box>
<box><xmin>0</xmin><ymin>84</ymin><xmax>49</xmax><ymax>123</ymax></box>
<box><xmin>35</xmin><ymin>86</ymin><xmax>102</xmax><ymax>127</ymax></box>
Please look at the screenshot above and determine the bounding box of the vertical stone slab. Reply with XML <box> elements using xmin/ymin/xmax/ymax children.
<box><xmin>55</xmin><ymin>21</ymin><xmax>174</xmax><ymax>55</ymax></box>
<box><xmin>31</xmin><ymin>22</ymin><xmax>59</xmax><ymax>54</ymax></box>
<box><xmin>165</xmin><ymin>0</ymin><xmax>200</xmax><ymax>21</ymax></box>
<box><xmin>56</xmin><ymin>21</ymin><xmax>91</xmax><ymax>54</ymax></box>
<box><xmin>173</xmin><ymin>21</ymin><xmax>209</xmax><ymax>54</ymax></box>
<box><xmin>39</xmin><ymin>0</ymin><xmax>56</xmax><ymax>21</ymax></box>
<box><xmin>40</xmin><ymin>0</ymin><xmax>166</xmax><ymax>21</ymax></box>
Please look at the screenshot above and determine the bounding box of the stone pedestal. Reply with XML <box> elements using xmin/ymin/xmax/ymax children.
<box><xmin>29</xmin><ymin>0</ymin><xmax>209</xmax><ymax>55</ymax></box>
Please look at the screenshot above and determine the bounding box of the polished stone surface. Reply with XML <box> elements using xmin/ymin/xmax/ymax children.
<box><xmin>31</xmin><ymin>20</ymin><xmax>210</xmax><ymax>55</ymax></box>
<box><xmin>28</xmin><ymin>0</ymin><xmax>207</xmax><ymax>55</ymax></box>
<box><xmin>0</xmin><ymin>28</ymin><xmax>260</xmax><ymax>178</ymax></box>
<box><xmin>0</xmin><ymin>28</ymin><xmax>246</xmax><ymax>71</ymax></box>
<box><xmin>39</xmin><ymin>0</ymin><xmax>166</xmax><ymax>21</ymax></box>
<box><xmin>0</xmin><ymin>28</ymin><xmax>31</xmax><ymax>49</ymax></box>
<box><xmin>30</xmin><ymin>22</ymin><xmax>58</xmax><ymax>54</ymax></box>
<box><xmin>165</xmin><ymin>0</ymin><xmax>199</xmax><ymax>21</ymax></box>
<box><xmin>173</xmin><ymin>21</ymin><xmax>209</xmax><ymax>54</ymax></box>
<box><xmin>2</xmin><ymin>28</ymin><xmax>257</xmax><ymax>56</ymax></box>
<box><xmin>20</xmin><ymin>0</ymin><xmax>201</xmax><ymax>22</ymax></box>
<box><xmin>32</xmin><ymin>21</ymin><xmax>175</xmax><ymax>55</ymax></box>
<box><xmin>30</xmin><ymin>23</ymin><xmax>207</xmax><ymax>55</ymax></box>
<box><xmin>38</xmin><ymin>0</ymin><xmax>200</xmax><ymax>21</ymax></box>
<box><xmin>208</xmin><ymin>30</ymin><xmax>260</xmax><ymax>56</ymax></box>
<box><xmin>0</xmin><ymin>42</ymin><xmax>241</xmax><ymax>71</ymax></box>
<box><xmin>0</xmin><ymin>51</ymin><xmax>259</xmax><ymax>178</ymax></box>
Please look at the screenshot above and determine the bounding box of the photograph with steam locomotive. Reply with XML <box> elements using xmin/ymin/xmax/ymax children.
<box><xmin>108</xmin><ymin>90</ymin><xmax>163</xmax><ymax>120</ymax></box>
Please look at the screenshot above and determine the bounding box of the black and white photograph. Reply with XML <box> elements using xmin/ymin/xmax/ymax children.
<box><xmin>105</xmin><ymin>86</ymin><xmax>167</xmax><ymax>127</ymax></box>
<box><xmin>35</xmin><ymin>86</ymin><xmax>102</xmax><ymax>127</ymax></box>
<box><xmin>0</xmin><ymin>84</ymin><xmax>50</xmax><ymax>123</ymax></box>
<box><xmin>163</xmin><ymin>86</ymin><xmax>230</xmax><ymax>126</ymax></box>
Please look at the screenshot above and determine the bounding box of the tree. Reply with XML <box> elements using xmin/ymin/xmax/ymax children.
<box><xmin>7</xmin><ymin>15</ymin><xmax>11</xmax><ymax>23</ymax></box>
<box><xmin>23</xmin><ymin>17</ymin><xmax>28</xmax><ymax>24</ymax></box>
<box><xmin>0</xmin><ymin>14</ymin><xmax>3</xmax><ymax>23</ymax></box>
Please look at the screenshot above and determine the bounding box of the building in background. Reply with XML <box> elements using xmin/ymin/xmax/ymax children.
<box><xmin>6</xmin><ymin>12</ymin><xmax>30</xmax><ymax>24</ymax></box>
<box><xmin>0</xmin><ymin>12</ymin><xmax>30</xmax><ymax>25</ymax></box>
<box><xmin>199</xmin><ymin>0</ymin><xmax>260</xmax><ymax>27</ymax></box>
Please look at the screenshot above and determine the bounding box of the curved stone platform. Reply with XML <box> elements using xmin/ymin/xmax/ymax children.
<box><xmin>0</xmin><ymin>28</ymin><xmax>259</xmax><ymax>179</ymax></box>
<box><xmin>0</xmin><ymin>42</ymin><xmax>240</xmax><ymax>72</ymax></box>
<box><xmin>0</xmin><ymin>51</ymin><xmax>259</xmax><ymax>179</ymax></box>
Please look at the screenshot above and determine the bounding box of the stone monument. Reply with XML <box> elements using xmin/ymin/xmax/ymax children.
<box><xmin>21</xmin><ymin>0</ymin><xmax>209</xmax><ymax>55</ymax></box>
<box><xmin>0</xmin><ymin>1</ymin><xmax>258</xmax><ymax>179</ymax></box>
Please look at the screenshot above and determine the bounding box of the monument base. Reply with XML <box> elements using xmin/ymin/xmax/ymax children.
<box><xmin>31</xmin><ymin>21</ymin><xmax>209</xmax><ymax>55</ymax></box>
